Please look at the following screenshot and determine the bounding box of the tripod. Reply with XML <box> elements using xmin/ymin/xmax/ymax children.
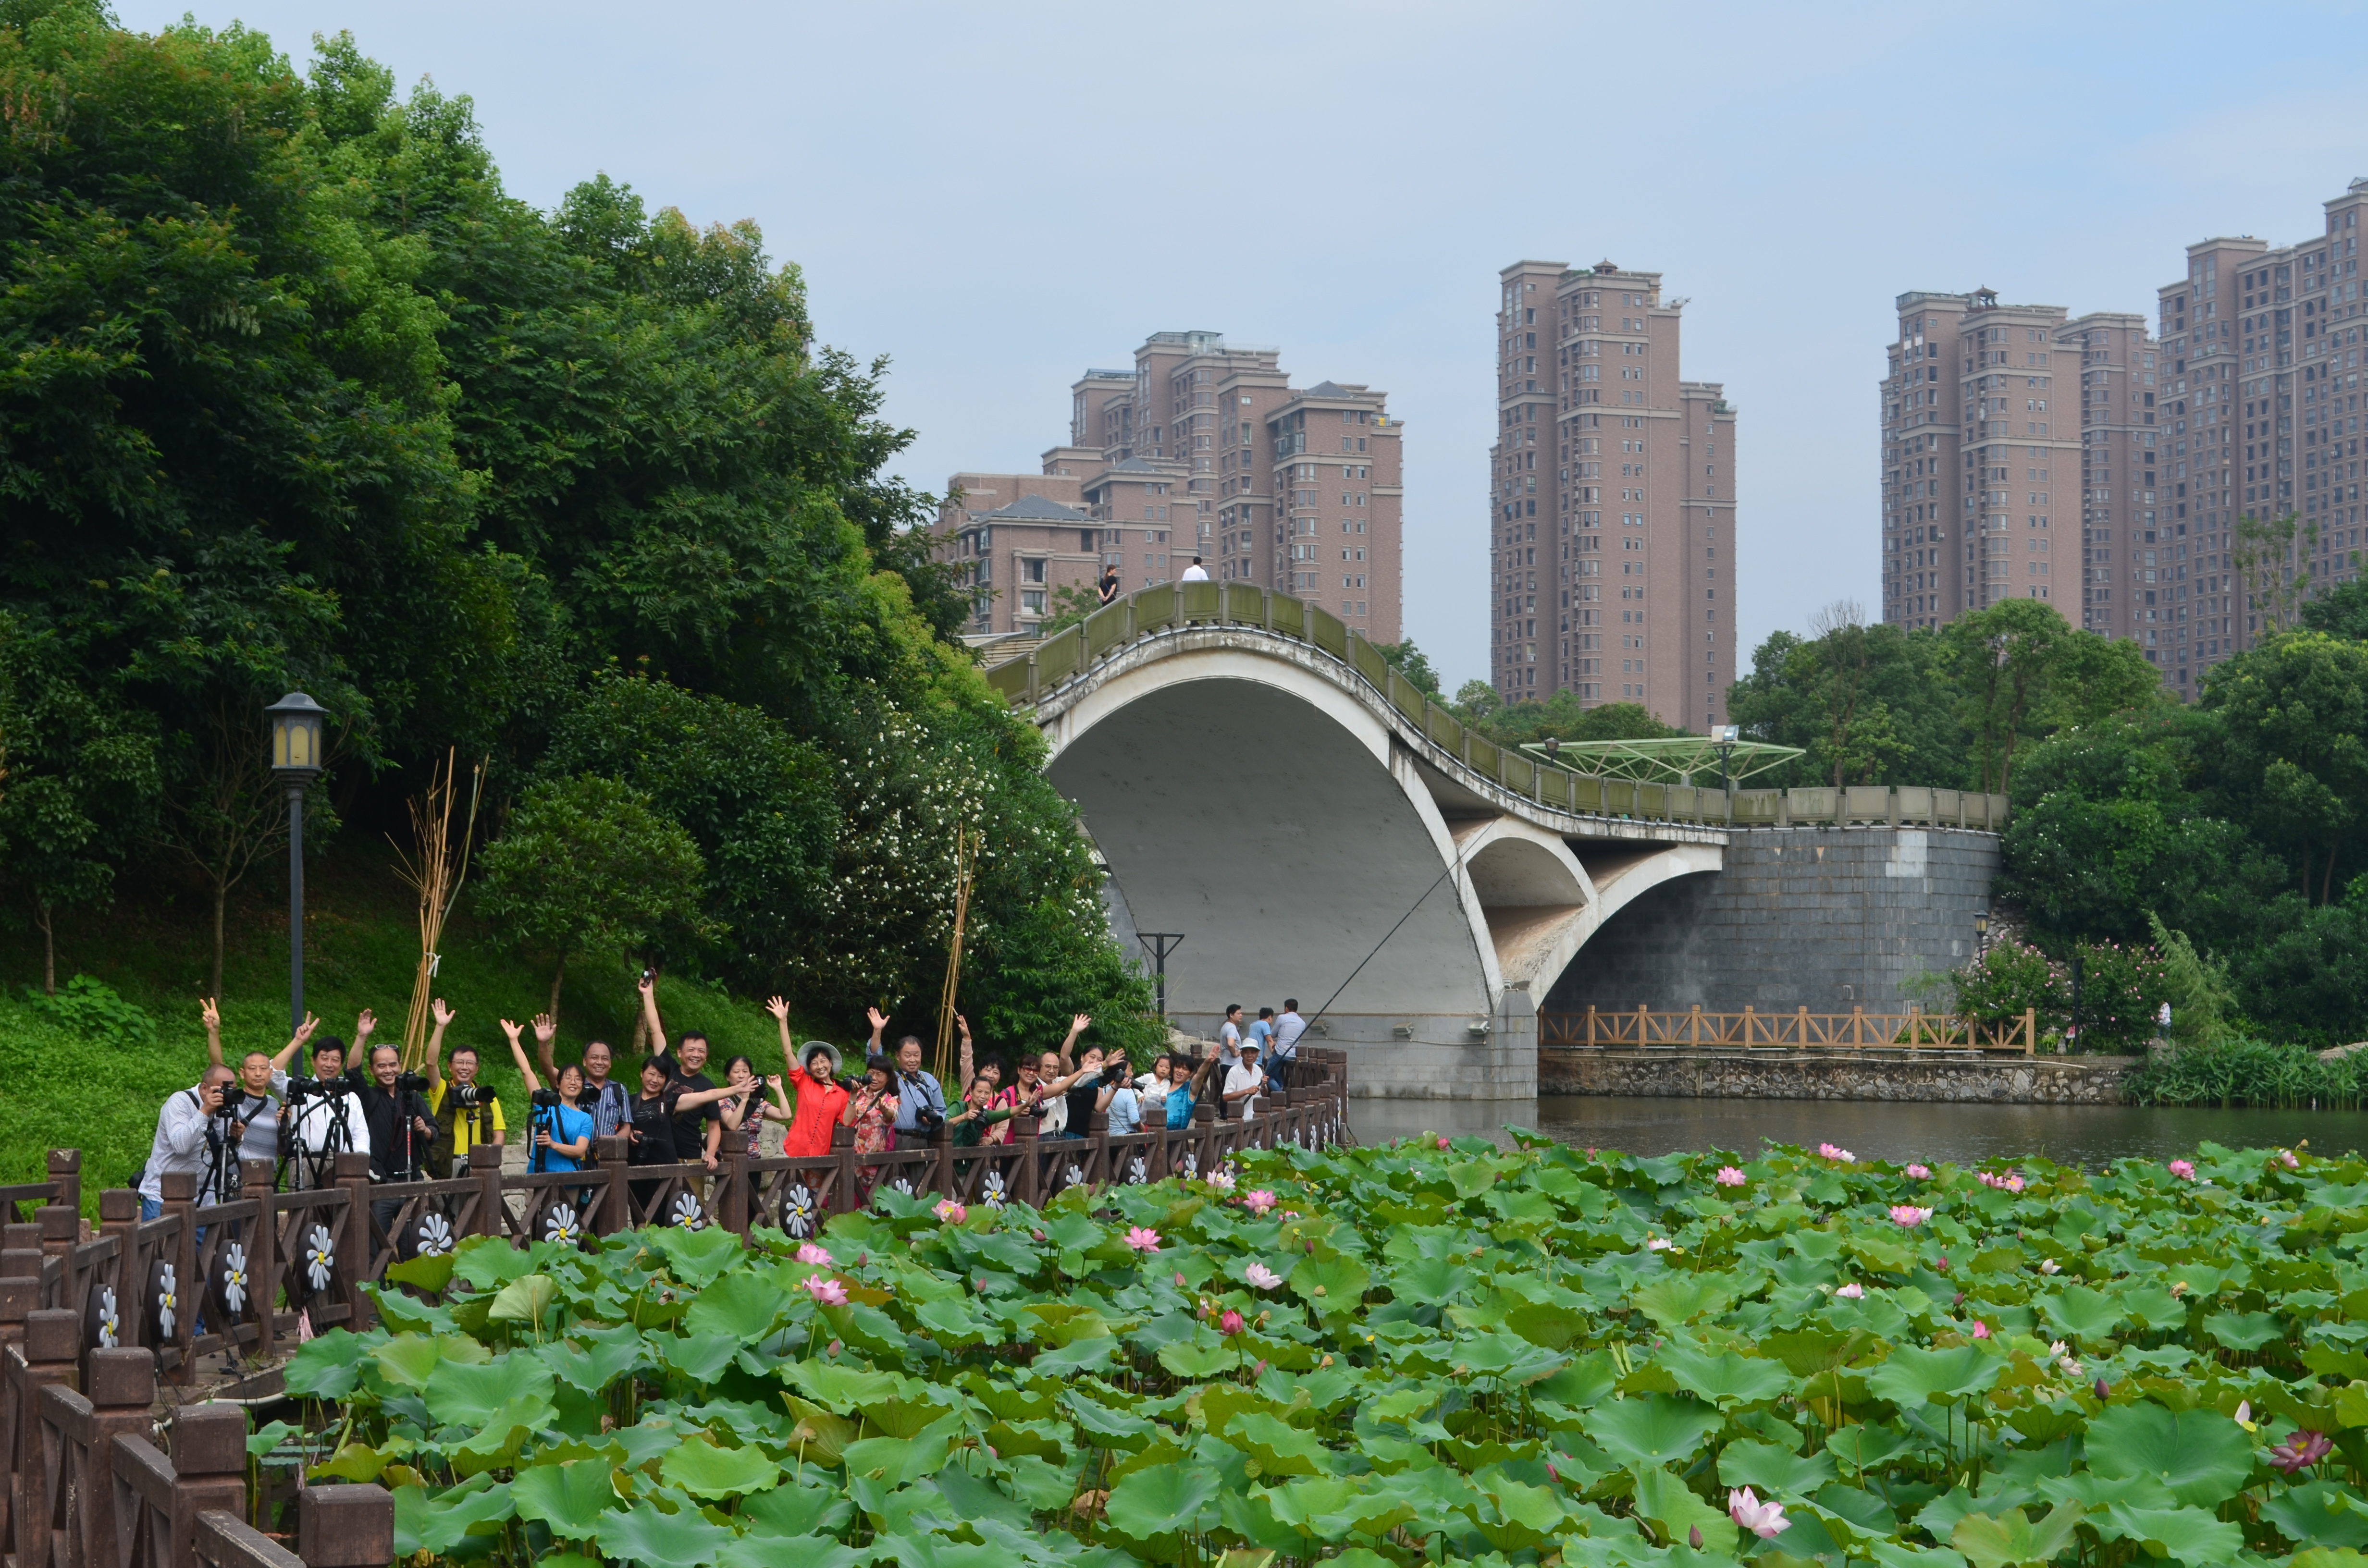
<box><xmin>201</xmin><ymin>1108</ymin><xmax>246</xmax><ymax>1205</ymax></box>
<box><xmin>278</xmin><ymin>1081</ymin><xmax>357</xmax><ymax>1192</ymax></box>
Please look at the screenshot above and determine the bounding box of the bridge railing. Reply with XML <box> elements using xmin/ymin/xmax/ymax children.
<box><xmin>1543</xmin><ymin>1005</ymin><xmax>2036</xmax><ymax>1054</ymax></box>
<box><xmin>987</xmin><ymin>584</ymin><xmax>2009</xmax><ymax>832</ymax></box>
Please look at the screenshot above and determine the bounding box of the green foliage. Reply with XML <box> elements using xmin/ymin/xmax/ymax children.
<box><xmin>1040</xmin><ymin>582</ymin><xmax>1103</xmax><ymax>636</ymax></box>
<box><xmin>0</xmin><ymin>12</ymin><xmax>1154</xmax><ymax>1052</ymax></box>
<box><xmin>2147</xmin><ymin>911</ymin><xmax>2235</xmax><ymax>1049</ymax></box>
<box><xmin>1461</xmin><ymin>692</ymin><xmax>1683</xmax><ymax>750</ymax></box>
<box><xmin>2301</xmin><ymin>577</ymin><xmax>2368</xmax><ymax>642</ymax></box>
<box><xmin>23</xmin><ymin>974</ymin><xmax>156</xmax><ymax>1047</ymax></box>
<box><xmin>2123</xmin><ymin>1037</ymin><xmax>2368</xmax><ymax>1108</ymax></box>
<box><xmin>307</xmin><ymin>1135</ymin><xmax>2368</xmax><ymax>1568</ymax></box>
<box><xmin>1727</xmin><ymin>620</ymin><xmax>1962</xmax><ymax>789</ymax></box>
<box><xmin>2199</xmin><ymin>630</ymin><xmax>2368</xmax><ymax>907</ymax></box>
<box><xmin>1373</xmin><ymin>638</ymin><xmax>1441</xmax><ymax>698</ymax></box>
<box><xmin>474</xmin><ymin>776</ymin><xmax>709</xmax><ymax>1004</ymax></box>
<box><xmin>1930</xmin><ymin>936</ymin><xmax>2169</xmax><ymax>1054</ymax></box>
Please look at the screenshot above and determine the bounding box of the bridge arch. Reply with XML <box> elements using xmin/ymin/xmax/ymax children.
<box><xmin>1012</xmin><ymin>589</ymin><xmax>1725</xmax><ymax>1099</ymax></box>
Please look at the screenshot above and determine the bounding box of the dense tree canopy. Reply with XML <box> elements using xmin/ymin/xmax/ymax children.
<box><xmin>0</xmin><ymin>6</ymin><xmax>1153</xmax><ymax>1049</ymax></box>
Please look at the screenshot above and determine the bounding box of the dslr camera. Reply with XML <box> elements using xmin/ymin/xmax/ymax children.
<box><xmin>449</xmin><ymin>1081</ymin><xmax>483</xmax><ymax>1109</ymax></box>
<box><xmin>285</xmin><ymin>1076</ymin><xmax>339</xmax><ymax>1097</ymax></box>
<box><xmin>530</xmin><ymin>1087</ymin><xmax>564</xmax><ymax>1109</ymax></box>
<box><xmin>394</xmin><ymin>1071</ymin><xmax>432</xmax><ymax>1094</ymax></box>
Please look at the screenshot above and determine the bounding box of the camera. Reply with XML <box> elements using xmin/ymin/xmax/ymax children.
<box><xmin>285</xmin><ymin>1076</ymin><xmax>339</xmax><ymax>1096</ymax></box>
<box><xmin>1102</xmin><ymin>1062</ymin><xmax>1129</xmax><ymax>1084</ymax></box>
<box><xmin>450</xmin><ymin>1081</ymin><xmax>482</xmax><ymax>1109</ymax></box>
<box><xmin>530</xmin><ymin>1088</ymin><xmax>563</xmax><ymax>1109</ymax></box>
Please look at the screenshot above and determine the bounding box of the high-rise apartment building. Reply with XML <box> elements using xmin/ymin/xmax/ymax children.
<box><xmin>1490</xmin><ymin>260</ymin><xmax>1737</xmax><ymax>729</ymax></box>
<box><xmin>937</xmin><ymin>331</ymin><xmax>1404</xmax><ymax>641</ymax></box>
<box><xmin>1878</xmin><ymin>291</ymin><xmax>2106</xmax><ymax>631</ymax></box>
<box><xmin>1882</xmin><ymin>177</ymin><xmax>2367</xmax><ymax>696</ymax></box>
<box><xmin>2152</xmin><ymin>177</ymin><xmax>2368</xmax><ymax>691</ymax></box>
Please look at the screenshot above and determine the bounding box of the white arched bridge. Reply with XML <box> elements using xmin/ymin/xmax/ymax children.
<box><xmin>985</xmin><ymin>584</ymin><xmax>2006</xmax><ymax>1101</ymax></box>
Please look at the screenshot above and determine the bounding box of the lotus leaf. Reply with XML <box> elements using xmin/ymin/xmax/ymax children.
<box><xmin>1105</xmin><ymin>1462</ymin><xmax>1223</xmax><ymax>1543</ymax></box>
<box><xmin>511</xmin><ymin>1460</ymin><xmax>616</xmax><ymax>1540</ymax></box>
<box><xmin>1865</xmin><ymin>1344</ymin><xmax>2003</xmax><ymax>1408</ymax></box>
<box><xmin>2264</xmin><ymin>1482</ymin><xmax>2368</xmax><ymax>1550</ymax></box>
<box><xmin>593</xmin><ymin>1501</ymin><xmax>737</xmax><ymax>1568</ymax></box>
<box><xmin>422</xmin><ymin>1352</ymin><xmax>555</xmax><ymax>1429</ymax></box>
<box><xmin>1629</xmin><ymin>1464</ymin><xmax>1739</xmax><ymax>1554</ymax></box>
<box><xmin>1586</xmin><ymin>1393</ymin><xmax>1722</xmax><ymax>1468</ymax></box>
<box><xmin>1950</xmin><ymin>1503</ymin><xmax>2084</xmax><ymax>1568</ymax></box>
<box><xmin>1719</xmin><ymin>1436</ymin><xmax>1837</xmax><ymax>1496</ymax></box>
<box><xmin>660</xmin><ymin>1440</ymin><xmax>778</xmax><ymax>1498</ymax></box>
<box><xmin>2085</xmin><ymin>1402</ymin><xmax>2254</xmax><ymax>1507</ymax></box>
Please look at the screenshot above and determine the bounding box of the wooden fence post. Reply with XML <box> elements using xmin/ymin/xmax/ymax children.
<box><xmin>298</xmin><ymin>1483</ymin><xmax>394</xmax><ymax>1568</ymax></box>
<box><xmin>164</xmin><ymin>1405</ymin><xmax>247</xmax><ymax>1568</ymax></box>
<box><xmin>467</xmin><ymin>1145</ymin><xmax>504</xmax><ymax>1239</ymax></box>
<box><xmin>593</xmin><ymin>1138</ymin><xmax>630</xmax><ymax>1237</ymax></box>
<box><xmin>47</xmin><ymin>1152</ymin><xmax>81</xmax><ymax>1226</ymax></box>
<box><xmin>717</xmin><ymin>1149</ymin><xmax>750</xmax><ymax>1239</ymax></box>
<box><xmin>11</xmin><ymin>1308</ymin><xmax>78</xmax><ymax>1568</ymax></box>
<box><xmin>38</xmin><ymin>1202</ymin><xmax>76</xmax><ymax>1260</ymax></box>
<box><xmin>2024</xmin><ymin>1008</ymin><xmax>2036</xmax><ymax>1056</ymax></box>
<box><xmin>53</xmin><ymin>1346</ymin><xmax>155</xmax><ymax>1568</ymax></box>
<box><xmin>332</xmin><ymin>1153</ymin><xmax>374</xmax><ymax>1333</ymax></box>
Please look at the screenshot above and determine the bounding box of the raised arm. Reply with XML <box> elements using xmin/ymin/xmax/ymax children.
<box><xmin>501</xmin><ymin>1019</ymin><xmax>543</xmax><ymax>1095</ymax></box>
<box><xmin>271</xmin><ymin>1013</ymin><xmax>320</xmax><ymax>1073</ymax></box>
<box><xmin>957</xmin><ymin>1013</ymin><xmax>974</xmax><ymax>1089</ymax></box>
<box><xmin>533</xmin><ymin>1010</ymin><xmax>560</xmax><ymax>1084</ymax></box>
<box><xmin>353</xmin><ymin>1007</ymin><xmax>377</xmax><ymax>1058</ymax></box>
<box><xmin>201</xmin><ymin>998</ymin><xmax>224</xmax><ymax>1069</ymax></box>
<box><xmin>1057</xmin><ymin>1013</ymin><xmax>1090</xmax><ymax>1072</ymax></box>
<box><xmin>638</xmin><ymin>973</ymin><xmax>668</xmax><ymax>1057</ymax></box>
<box><xmin>762</xmin><ymin>1071</ymin><xmax>793</xmax><ymax>1124</ymax></box>
<box><xmin>766</xmin><ymin>995</ymin><xmax>794</xmax><ymax>1063</ymax></box>
<box><xmin>423</xmin><ymin>998</ymin><xmax>455</xmax><ymax>1085</ymax></box>
<box><xmin>865</xmin><ymin>1006</ymin><xmax>888</xmax><ymax>1053</ymax></box>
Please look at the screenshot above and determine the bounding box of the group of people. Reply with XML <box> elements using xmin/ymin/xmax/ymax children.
<box><xmin>141</xmin><ymin>980</ymin><xmax>1316</xmax><ymax>1219</ymax></box>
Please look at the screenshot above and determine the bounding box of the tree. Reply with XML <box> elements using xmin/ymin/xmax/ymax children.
<box><xmin>1943</xmin><ymin>600</ymin><xmax>2069</xmax><ymax>797</ymax></box>
<box><xmin>2232</xmin><ymin>512</ymin><xmax>2319</xmax><ymax>633</ymax></box>
<box><xmin>1041</xmin><ymin>582</ymin><xmax>1103</xmax><ymax>635</ymax></box>
<box><xmin>1373</xmin><ymin>640</ymin><xmax>1441</xmax><ymax>698</ymax></box>
<box><xmin>475</xmin><ymin>775</ymin><xmax>711</xmax><ymax>1020</ymax></box>
<box><xmin>2301</xmin><ymin>576</ymin><xmax>2368</xmax><ymax>642</ymax></box>
<box><xmin>2201</xmin><ymin>631</ymin><xmax>2368</xmax><ymax>905</ymax></box>
<box><xmin>0</xmin><ymin>636</ymin><xmax>158</xmax><ymax>992</ymax></box>
<box><xmin>1453</xmin><ymin>681</ymin><xmax>1501</xmax><ymax>721</ymax></box>
<box><xmin>1727</xmin><ymin>617</ymin><xmax>1959</xmax><ymax>789</ymax></box>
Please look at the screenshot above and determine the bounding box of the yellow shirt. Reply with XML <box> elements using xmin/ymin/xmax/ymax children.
<box><xmin>427</xmin><ymin>1078</ymin><xmax>506</xmax><ymax>1154</ymax></box>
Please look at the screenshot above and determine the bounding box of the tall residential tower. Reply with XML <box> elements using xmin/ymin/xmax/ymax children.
<box><xmin>1489</xmin><ymin>260</ymin><xmax>1737</xmax><ymax>729</ymax></box>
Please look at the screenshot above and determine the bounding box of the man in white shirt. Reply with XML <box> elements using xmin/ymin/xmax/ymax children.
<box><xmin>1216</xmin><ymin>1004</ymin><xmax>1245</xmax><ymax>1070</ymax></box>
<box><xmin>1180</xmin><ymin>556</ymin><xmax>1209</xmax><ymax>582</ymax></box>
<box><xmin>139</xmin><ymin>1066</ymin><xmax>236</xmax><ymax>1219</ymax></box>
<box><xmin>275</xmin><ymin>1037</ymin><xmax>371</xmax><ymax>1186</ymax></box>
<box><xmin>1222</xmin><ymin>1038</ymin><xmax>1266</xmax><ymax>1122</ymax></box>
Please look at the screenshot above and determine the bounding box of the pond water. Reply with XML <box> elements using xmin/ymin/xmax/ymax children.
<box><xmin>1349</xmin><ymin>1095</ymin><xmax>2359</xmax><ymax>1169</ymax></box>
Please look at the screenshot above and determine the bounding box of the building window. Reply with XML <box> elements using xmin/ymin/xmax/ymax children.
<box><xmin>1021</xmin><ymin>590</ymin><xmax>1046</xmax><ymax>615</ymax></box>
<box><xmin>1023</xmin><ymin>558</ymin><xmax>1047</xmax><ymax>584</ymax></box>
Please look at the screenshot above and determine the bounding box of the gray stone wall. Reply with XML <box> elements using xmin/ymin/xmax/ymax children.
<box><xmin>1540</xmin><ymin>1049</ymin><xmax>2135</xmax><ymax>1104</ymax></box>
<box><xmin>1548</xmin><ymin>827</ymin><xmax>2001</xmax><ymax>1016</ymax></box>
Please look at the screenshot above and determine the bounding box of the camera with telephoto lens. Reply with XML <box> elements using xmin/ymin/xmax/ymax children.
<box><xmin>394</xmin><ymin>1072</ymin><xmax>431</xmax><ymax>1094</ymax></box>
<box><xmin>449</xmin><ymin>1081</ymin><xmax>482</xmax><ymax>1109</ymax></box>
<box><xmin>285</xmin><ymin>1076</ymin><xmax>339</xmax><ymax>1096</ymax></box>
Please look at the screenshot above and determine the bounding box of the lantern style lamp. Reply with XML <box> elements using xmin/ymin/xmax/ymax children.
<box><xmin>1973</xmin><ymin>907</ymin><xmax>1990</xmax><ymax>957</ymax></box>
<box><xmin>266</xmin><ymin>693</ymin><xmax>327</xmax><ymax>1032</ymax></box>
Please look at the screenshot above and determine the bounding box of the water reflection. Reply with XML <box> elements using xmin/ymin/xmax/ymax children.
<box><xmin>1350</xmin><ymin>1095</ymin><xmax>2360</xmax><ymax>1169</ymax></box>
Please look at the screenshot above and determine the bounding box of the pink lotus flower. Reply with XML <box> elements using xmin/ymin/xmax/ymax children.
<box><xmin>826</xmin><ymin>1337</ymin><xmax>842</xmax><ymax>1355</ymax></box>
<box><xmin>1244</xmin><ymin>1262</ymin><xmax>1283</xmax><ymax>1290</ymax></box>
<box><xmin>1219</xmin><ymin>1308</ymin><xmax>1246</xmax><ymax>1336</ymax></box>
<box><xmin>1243</xmin><ymin>1189</ymin><xmax>1278</xmax><ymax>1216</ymax></box>
<box><xmin>1714</xmin><ymin>1166</ymin><xmax>1746</xmax><ymax>1188</ymax></box>
<box><xmin>2280</xmin><ymin>1150</ymin><xmax>2300</xmax><ymax>1170</ymax></box>
<box><xmin>1125</xmin><ymin>1226</ymin><xmax>1160</xmax><ymax>1253</ymax></box>
<box><xmin>801</xmin><ymin>1273</ymin><xmax>848</xmax><ymax>1306</ymax></box>
<box><xmin>2168</xmin><ymin>1159</ymin><xmax>2196</xmax><ymax>1181</ymax></box>
<box><xmin>934</xmin><ymin>1199</ymin><xmax>967</xmax><ymax>1224</ymax></box>
<box><xmin>1437</xmin><ymin>1136</ymin><xmax>1451</xmax><ymax>1150</ymax></box>
<box><xmin>1173</xmin><ymin>1271</ymin><xmax>1187</xmax><ymax>1287</ymax></box>
<box><xmin>1646</xmin><ymin>1237</ymin><xmax>1673</xmax><ymax>1252</ymax></box>
<box><xmin>1978</xmin><ymin>1171</ymin><xmax>2023</xmax><ymax>1191</ymax></box>
<box><xmin>1889</xmin><ymin>1205</ymin><xmax>1932</xmax><ymax>1227</ymax></box>
<box><xmin>1835</xmin><ymin>1283</ymin><xmax>1864</xmax><ymax>1299</ymax></box>
<box><xmin>1207</xmin><ymin>1170</ymin><xmax>1236</xmax><ymax>1192</ymax></box>
<box><xmin>1904</xmin><ymin>1163</ymin><xmax>1933</xmax><ymax>1180</ymax></box>
<box><xmin>1729</xmin><ymin>1487</ymin><xmax>1788</xmax><ymax>1539</ymax></box>
<box><xmin>2270</xmin><ymin>1430</ymin><xmax>2332</xmax><ymax>1474</ymax></box>
<box><xmin>1970</xmin><ymin>1320</ymin><xmax>1991</xmax><ymax>1340</ymax></box>
<box><xmin>795</xmin><ymin>1241</ymin><xmax>833</xmax><ymax>1265</ymax></box>
<box><xmin>1818</xmin><ymin>1143</ymin><xmax>1856</xmax><ymax>1164</ymax></box>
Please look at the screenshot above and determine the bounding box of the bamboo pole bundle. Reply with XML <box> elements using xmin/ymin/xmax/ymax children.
<box><xmin>932</xmin><ymin>825</ymin><xmax>976</xmax><ymax>1088</ymax></box>
<box><xmin>391</xmin><ymin>750</ymin><xmax>486</xmax><ymax>1071</ymax></box>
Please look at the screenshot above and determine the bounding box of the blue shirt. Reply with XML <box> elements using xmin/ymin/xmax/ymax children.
<box><xmin>534</xmin><ymin>1103</ymin><xmax>595</xmax><ymax>1172</ymax></box>
<box><xmin>1107</xmin><ymin>1086</ymin><xmax>1142</xmax><ymax>1136</ymax></box>
<box><xmin>1246</xmin><ymin>1020</ymin><xmax>1274</xmax><ymax>1056</ymax></box>
<box><xmin>894</xmin><ymin>1069</ymin><xmax>946</xmax><ymax>1132</ymax></box>
<box><xmin>1166</xmin><ymin>1085</ymin><xmax>1195</xmax><ymax>1130</ymax></box>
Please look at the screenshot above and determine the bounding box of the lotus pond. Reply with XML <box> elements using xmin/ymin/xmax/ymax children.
<box><xmin>282</xmin><ymin>1136</ymin><xmax>2368</xmax><ymax>1568</ymax></box>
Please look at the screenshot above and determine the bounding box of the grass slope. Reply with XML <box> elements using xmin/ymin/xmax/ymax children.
<box><xmin>0</xmin><ymin>844</ymin><xmax>851</xmax><ymax>1203</ymax></box>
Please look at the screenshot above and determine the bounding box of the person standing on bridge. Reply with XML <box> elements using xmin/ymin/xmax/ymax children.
<box><xmin>1098</xmin><ymin>565</ymin><xmax>1121</xmax><ymax>606</ymax></box>
<box><xmin>1222</xmin><ymin>1036</ymin><xmax>1267</xmax><ymax>1121</ymax></box>
<box><xmin>1181</xmin><ymin>556</ymin><xmax>1209</xmax><ymax>582</ymax></box>
<box><xmin>1271</xmin><ymin>999</ymin><xmax>1307</xmax><ymax>1090</ymax></box>
<box><xmin>1217</xmin><ymin>1004</ymin><xmax>1246</xmax><ymax>1070</ymax></box>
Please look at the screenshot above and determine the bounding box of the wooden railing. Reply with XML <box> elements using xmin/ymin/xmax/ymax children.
<box><xmin>1542</xmin><ymin>1005</ymin><xmax>2036</xmax><ymax>1054</ymax></box>
<box><xmin>0</xmin><ymin>1050</ymin><xmax>1350</xmax><ymax>1372</ymax></box>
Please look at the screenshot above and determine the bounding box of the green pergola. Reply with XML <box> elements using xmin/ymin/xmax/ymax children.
<box><xmin>1517</xmin><ymin>735</ymin><xmax>1805</xmax><ymax>785</ymax></box>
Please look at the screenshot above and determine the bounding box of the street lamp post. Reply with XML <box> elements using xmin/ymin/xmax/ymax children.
<box><xmin>1135</xmin><ymin>933</ymin><xmax>1184</xmax><ymax>1023</ymax></box>
<box><xmin>1712</xmin><ymin>724</ymin><xmax>1739</xmax><ymax>794</ymax></box>
<box><xmin>265</xmin><ymin>693</ymin><xmax>326</xmax><ymax>1033</ymax></box>
<box><xmin>1974</xmin><ymin>907</ymin><xmax>1990</xmax><ymax>960</ymax></box>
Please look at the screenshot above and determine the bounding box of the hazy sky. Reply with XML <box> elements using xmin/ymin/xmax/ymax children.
<box><xmin>118</xmin><ymin>1</ymin><xmax>2368</xmax><ymax>689</ymax></box>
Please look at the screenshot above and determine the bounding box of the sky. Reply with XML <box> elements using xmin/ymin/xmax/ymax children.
<box><xmin>118</xmin><ymin>1</ymin><xmax>2368</xmax><ymax>691</ymax></box>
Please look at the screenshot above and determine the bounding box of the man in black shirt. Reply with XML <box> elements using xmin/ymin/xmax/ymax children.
<box><xmin>343</xmin><ymin>1012</ymin><xmax>436</xmax><ymax>1257</ymax></box>
<box><xmin>639</xmin><ymin>975</ymin><xmax>721</xmax><ymax>1173</ymax></box>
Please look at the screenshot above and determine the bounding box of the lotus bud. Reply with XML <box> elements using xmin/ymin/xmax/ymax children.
<box><xmin>2093</xmin><ymin>1377</ymin><xmax>2110</xmax><ymax>1400</ymax></box>
<box><xmin>1690</xmin><ymin>1527</ymin><xmax>1703</xmax><ymax>1548</ymax></box>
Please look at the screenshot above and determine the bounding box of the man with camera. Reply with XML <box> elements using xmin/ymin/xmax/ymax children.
<box><xmin>420</xmin><ymin>999</ymin><xmax>505</xmax><ymax>1177</ymax></box>
<box><xmin>865</xmin><ymin>1007</ymin><xmax>946</xmax><ymax>1151</ymax></box>
<box><xmin>200</xmin><ymin>998</ymin><xmax>321</xmax><ymax>1168</ymax></box>
<box><xmin>275</xmin><ymin>1035</ymin><xmax>373</xmax><ymax>1187</ymax></box>
<box><xmin>327</xmin><ymin>1012</ymin><xmax>438</xmax><ymax>1255</ymax></box>
<box><xmin>639</xmin><ymin>972</ymin><xmax>723</xmax><ymax>1174</ymax></box>
<box><xmin>137</xmin><ymin>1064</ymin><xmax>240</xmax><ymax>1220</ymax></box>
